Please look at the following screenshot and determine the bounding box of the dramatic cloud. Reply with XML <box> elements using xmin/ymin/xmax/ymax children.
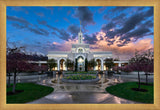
<box><xmin>37</xmin><ymin>20</ymin><xmax>72</xmax><ymax>40</ymax></box>
<box><xmin>111</xmin><ymin>7</ymin><xmax>129</xmax><ymax>12</ymax></box>
<box><xmin>101</xmin><ymin>7</ymin><xmax>153</xmax><ymax>46</ymax></box>
<box><xmin>67</xmin><ymin>24</ymin><xmax>80</xmax><ymax>39</ymax></box>
<box><xmin>7</xmin><ymin>16</ymin><xmax>31</xmax><ymax>25</ymax></box>
<box><xmin>101</xmin><ymin>22</ymin><xmax>115</xmax><ymax>32</ymax></box>
<box><xmin>49</xmin><ymin>31</ymin><xmax>153</xmax><ymax>60</ymax></box>
<box><xmin>74</xmin><ymin>7</ymin><xmax>95</xmax><ymax>26</ymax></box>
<box><xmin>56</xmin><ymin>29</ymin><xmax>71</xmax><ymax>41</ymax></box>
<box><xmin>7</xmin><ymin>6</ymin><xmax>153</xmax><ymax>60</ymax></box>
<box><xmin>8</xmin><ymin>16</ymin><xmax>49</xmax><ymax>36</ymax></box>
<box><xmin>84</xmin><ymin>33</ymin><xmax>98</xmax><ymax>44</ymax></box>
<box><xmin>89</xmin><ymin>31</ymin><xmax>153</xmax><ymax>60</ymax></box>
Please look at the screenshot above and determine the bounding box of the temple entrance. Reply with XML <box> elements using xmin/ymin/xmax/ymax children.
<box><xmin>60</xmin><ymin>59</ymin><xmax>65</xmax><ymax>71</ymax></box>
<box><xmin>77</xmin><ymin>56</ymin><xmax>85</xmax><ymax>71</ymax></box>
<box><xmin>96</xmin><ymin>59</ymin><xmax>101</xmax><ymax>71</ymax></box>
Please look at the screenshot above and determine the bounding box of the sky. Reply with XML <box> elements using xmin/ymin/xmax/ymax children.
<box><xmin>7</xmin><ymin>6</ymin><xmax>153</xmax><ymax>60</ymax></box>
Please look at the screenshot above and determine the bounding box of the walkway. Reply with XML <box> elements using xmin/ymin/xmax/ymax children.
<box><xmin>27</xmin><ymin>78</ymin><xmax>140</xmax><ymax>104</ymax></box>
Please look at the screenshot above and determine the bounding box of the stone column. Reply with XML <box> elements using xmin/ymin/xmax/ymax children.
<box><xmin>38</xmin><ymin>62</ymin><xmax>41</xmax><ymax>73</ymax></box>
<box><xmin>118</xmin><ymin>63</ymin><xmax>121</xmax><ymax>67</ymax></box>
<box><xmin>57</xmin><ymin>60</ymin><xmax>60</xmax><ymax>71</ymax></box>
<box><xmin>118</xmin><ymin>63</ymin><xmax>121</xmax><ymax>73</ymax></box>
<box><xmin>101</xmin><ymin>60</ymin><xmax>104</xmax><ymax>71</ymax></box>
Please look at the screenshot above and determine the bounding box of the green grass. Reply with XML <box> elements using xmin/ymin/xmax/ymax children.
<box><xmin>106</xmin><ymin>82</ymin><xmax>153</xmax><ymax>103</ymax></box>
<box><xmin>7</xmin><ymin>83</ymin><xmax>54</xmax><ymax>103</ymax></box>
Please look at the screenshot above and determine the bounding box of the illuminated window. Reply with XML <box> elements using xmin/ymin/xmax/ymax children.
<box><xmin>78</xmin><ymin>48</ymin><xmax>83</xmax><ymax>53</ymax></box>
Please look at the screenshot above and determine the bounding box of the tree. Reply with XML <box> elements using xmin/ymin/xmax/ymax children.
<box><xmin>120</xmin><ymin>65</ymin><xmax>132</xmax><ymax>75</ymax></box>
<box><xmin>129</xmin><ymin>50</ymin><xmax>145</xmax><ymax>90</ymax></box>
<box><xmin>65</xmin><ymin>59</ymin><xmax>74</xmax><ymax>70</ymax></box>
<box><xmin>104</xmin><ymin>58</ymin><xmax>114</xmax><ymax>71</ymax></box>
<box><xmin>7</xmin><ymin>46</ymin><xmax>32</xmax><ymax>93</ymax></box>
<box><xmin>47</xmin><ymin>59</ymin><xmax>57</xmax><ymax>71</ymax></box>
<box><xmin>88</xmin><ymin>59</ymin><xmax>97</xmax><ymax>70</ymax></box>
<box><xmin>85</xmin><ymin>58</ymin><xmax>88</xmax><ymax>72</ymax></box>
<box><xmin>140</xmin><ymin>49</ymin><xmax>154</xmax><ymax>84</ymax></box>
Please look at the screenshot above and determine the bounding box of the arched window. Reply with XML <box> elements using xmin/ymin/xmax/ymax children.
<box><xmin>78</xmin><ymin>48</ymin><xmax>83</xmax><ymax>53</ymax></box>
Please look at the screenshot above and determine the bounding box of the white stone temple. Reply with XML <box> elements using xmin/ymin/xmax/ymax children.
<box><xmin>47</xmin><ymin>24</ymin><xmax>114</xmax><ymax>71</ymax></box>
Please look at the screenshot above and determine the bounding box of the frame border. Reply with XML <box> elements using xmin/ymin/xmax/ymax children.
<box><xmin>0</xmin><ymin>0</ymin><xmax>160</xmax><ymax>110</ymax></box>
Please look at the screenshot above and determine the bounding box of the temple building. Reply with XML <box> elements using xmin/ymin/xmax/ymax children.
<box><xmin>47</xmin><ymin>24</ymin><xmax>114</xmax><ymax>71</ymax></box>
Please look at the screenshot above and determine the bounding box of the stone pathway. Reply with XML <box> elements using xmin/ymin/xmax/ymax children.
<box><xmin>27</xmin><ymin>78</ymin><xmax>140</xmax><ymax>104</ymax></box>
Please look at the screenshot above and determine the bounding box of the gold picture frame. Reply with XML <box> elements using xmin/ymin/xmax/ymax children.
<box><xmin>0</xmin><ymin>0</ymin><xmax>160</xmax><ymax>110</ymax></box>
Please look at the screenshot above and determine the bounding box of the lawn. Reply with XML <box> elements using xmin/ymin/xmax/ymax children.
<box><xmin>106</xmin><ymin>82</ymin><xmax>153</xmax><ymax>103</ymax></box>
<box><xmin>7</xmin><ymin>83</ymin><xmax>54</xmax><ymax>103</ymax></box>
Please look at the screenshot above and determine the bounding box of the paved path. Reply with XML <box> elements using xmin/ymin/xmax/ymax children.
<box><xmin>27</xmin><ymin>78</ymin><xmax>140</xmax><ymax>104</ymax></box>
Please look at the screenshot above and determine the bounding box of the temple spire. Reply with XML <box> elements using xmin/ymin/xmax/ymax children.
<box><xmin>78</xmin><ymin>20</ymin><xmax>83</xmax><ymax>44</ymax></box>
<box><xmin>80</xmin><ymin>20</ymin><xmax>81</xmax><ymax>32</ymax></box>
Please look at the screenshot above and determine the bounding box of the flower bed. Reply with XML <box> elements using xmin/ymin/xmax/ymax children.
<box><xmin>64</xmin><ymin>75</ymin><xmax>96</xmax><ymax>80</ymax></box>
<box><xmin>65</xmin><ymin>71</ymin><xmax>96</xmax><ymax>74</ymax></box>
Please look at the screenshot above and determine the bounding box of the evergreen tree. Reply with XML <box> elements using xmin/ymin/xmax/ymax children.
<box><xmin>75</xmin><ymin>58</ymin><xmax>78</xmax><ymax>71</ymax></box>
<box><xmin>85</xmin><ymin>58</ymin><xmax>88</xmax><ymax>72</ymax></box>
<box><xmin>47</xmin><ymin>59</ymin><xmax>57</xmax><ymax>71</ymax></box>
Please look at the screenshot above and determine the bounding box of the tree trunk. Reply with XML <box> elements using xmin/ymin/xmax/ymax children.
<box><xmin>146</xmin><ymin>72</ymin><xmax>148</xmax><ymax>85</ymax></box>
<box><xmin>7</xmin><ymin>73</ymin><xmax>11</xmax><ymax>88</ymax></box>
<box><xmin>138</xmin><ymin>71</ymin><xmax>141</xmax><ymax>90</ymax></box>
<box><xmin>12</xmin><ymin>71</ymin><xmax>17</xmax><ymax>93</ymax></box>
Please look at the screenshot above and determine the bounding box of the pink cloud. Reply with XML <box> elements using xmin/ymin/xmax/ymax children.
<box><xmin>51</xmin><ymin>31</ymin><xmax>153</xmax><ymax>60</ymax></box>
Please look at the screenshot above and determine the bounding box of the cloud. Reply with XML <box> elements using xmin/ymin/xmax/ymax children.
<box><xmin>101</xmin><ymin>22</ymin><xmax>115</xmax><ymax>32</ymax></box>
<box><xmin>7</xmin><ymin>16</ymin><xmax>31</xmax><ymax>26</ymax></box>
<box><xmin>37</xmin><ymin>20</ymin><xmax>71</xmax><ymax>41</ymax></box>
<box><xmin>10</xmin><ymin>7</ymin><xmax>29</xmax><ymax>14</ymax></box>
<box><xmin>89</xmin><ymin>31</ymin><xmax>153</xmax><ymax>60</ymax></box>
<box><xmin>111</xmin><ymin>7</ymin><xmax>129</xmax><ymax>12</ymax></box>
<box><xmin>144</xmin><ymin>7</ymin><xmax>153</xmax><ymax>17</ymax></box>
<box><xmin>122</xmin><ymin>28</ymin><xmax>151</xmax><ymax>42</ymax></box>
<box><xmin>48</xmin><ymin>31</ymin><xmax>153</xmax><ymax>60</ymax></box>
<box><xmin>117</xmin><ymin>13</ymin><xmax>144</xmax><ymax>34</ymax></box>
<box><xmin>67</xmin><ymin>24</ymin><xmax>80</xmax><ymax>39</ymax></box>
<box><xmin>44</xmin><ymin>7</ymin><xmax>54</xmax><ymax>14</ymax></box>
<box><xmin>84</xmin><ymin>33</ymin><xmax>98</xmax><ymax>44</ymax></box>
<box><xmin>98</xmin><ymin>7</ymin><xmax>107</xmax><ymax>13</ymax></box>
<box><xmin>112</xmin><ymin>13</ymin><xmax>126</xmax><ymax>24</ymax></box>
<box><xmin>8</xmin><ymin>16</ymin><xmax>49</xmax><ymax>36</ymax></box>
<box><xmin>74</xmin><ymin>7</ymin><xmax>95</xmax><ymax>26</ymax></box>
<box><xmin>101</xmin><ymin>7</ymin><xmax>153</xmax><ymax>46</ymax></box>
<box><xmin>27</xmin><ymin>27</ymin><xmax>49</xmax><ymax>36</ymax></box>
<box><xmin>37</xmin><ymin>20</ymin><xmax>47</xmax><ymax>25</ymax></box>
<box><xmin>49</xmin><ymin>39</ymin><xmax>78</xmax><ymax>51</ymax></box>
<box><xmin>11</xmin><ymin>23</ymin><xmax>26</xmax><ymax>29</ymax></box>
<box><xmin>35</xmin><ymin>12</ymin><xmax>44</xmax><ymax>17</ymax></box>
<box><xmin>63</xmin><ymin>18</ymin><xmax>70</xmax><ymax>23</ymax></box>
<box><xmin>56</xmin><ymin>29</ymin><xmax>71</xmax><ymax>41</ymax></box>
